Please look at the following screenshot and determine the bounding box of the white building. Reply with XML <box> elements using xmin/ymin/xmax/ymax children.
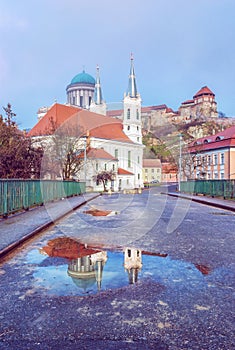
<box><xmin>29</xmin><ymin>57</ymin><xmax>144</xmax><ymax>191</ymax></box>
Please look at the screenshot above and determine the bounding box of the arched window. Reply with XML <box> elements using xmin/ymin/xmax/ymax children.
<box><xmin>136</xmin><ymin>109</ymin><xmax>139</xmax><ymax>120</ymax></box>
<box><xmin>127</xmin><ymin>108</ymin><xmax>130</xmax><ymax>119</ymax></box>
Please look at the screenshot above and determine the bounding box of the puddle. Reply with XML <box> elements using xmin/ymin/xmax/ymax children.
<box><xmin>83</xmin><ymin>208</ymin><xmax>118</xmax><ymax>216</ymax></box>
<box><xmin>12</xmin><ymin>237</ymin><xmax>215</xmax><ymax>297</ymax></box>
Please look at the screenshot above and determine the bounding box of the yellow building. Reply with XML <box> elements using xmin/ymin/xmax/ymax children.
<box><xmin>143</xmin><ymin>158</ymin><xmax>161</xmax><ymax>183</ymax></box>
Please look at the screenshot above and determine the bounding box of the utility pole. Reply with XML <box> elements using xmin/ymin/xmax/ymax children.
<box><xmin>178</xmin><ymin>133</ymin><xmax>182</xmax><ymax>192</ymax></box>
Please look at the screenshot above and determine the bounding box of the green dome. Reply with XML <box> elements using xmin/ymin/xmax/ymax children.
<box><xmin>71</xmin><ymin>70</ymin><xmax>95</xmax><ymax>85</ymax></box>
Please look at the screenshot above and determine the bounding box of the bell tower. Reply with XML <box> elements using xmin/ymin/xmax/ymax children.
<box><xmin>123</xmin><ymin>54</ymin><xmax>142</xmax><ymax>144</ymax></box>
<box><xmin>89</xmin><ymin>65</ymin><xmax>107</xmax><ymax>115</ymax></box>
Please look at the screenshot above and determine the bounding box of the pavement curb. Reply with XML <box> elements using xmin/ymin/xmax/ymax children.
<box><xmin>0</xmin><ymin>193</ymin><xmax>100</xmax><ymax>260</ymax></box>
<box><xmin>164</xmin><ymin>192</ymin><xmax>235</xmax><ymax>213</ymax></box>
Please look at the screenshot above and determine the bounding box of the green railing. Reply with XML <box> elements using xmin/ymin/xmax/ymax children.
<box><xmin>180</xmin><ymin>180</ymin><xmax>235</xmax><ymax>199</ymax></box>
<box><xmin>0</xmin><ymin>179</ymin><xmax>85</xmax><ymax>217</ymax></box>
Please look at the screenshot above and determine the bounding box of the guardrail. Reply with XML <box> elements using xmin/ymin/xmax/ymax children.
<box><xmin>0</xmin><ymin>179</ymin><xmax>85</xmax><ymax>217</ymax></box>
<box><xmin>180</xmin><ymin>180</ymin><xmax>235</xmax><ymax>199</ymax></box>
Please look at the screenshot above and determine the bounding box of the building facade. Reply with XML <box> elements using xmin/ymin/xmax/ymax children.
<box><xmin>142</xmin><ymin>159</ymin><xmax>162</xmax><ymax>183</ymax></box>
<box><xmin>186</xmin><ymin>125</ymin><xmax>235</xmax><ymax>180</ymax></box>
<box><xmin>29</xmin><ymin>57</ymin><xmax>144</xmax><ymax>191</ymax></box>
<box><xmin>66</xmin><ymin>70</ymin><xmax>95</xmax><ymax>109</ymax></box>
<box><xmin>179</xmin><ymin>86</ymin><xmax>218</xmax><ymax>121</ymax></box>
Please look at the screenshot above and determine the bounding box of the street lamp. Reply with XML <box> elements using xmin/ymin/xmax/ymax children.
<box><xmin>83</xmin><ymin>131</ymin><xmax>89</xmax><ymax>190</ymax></box>
<box><xmin>178</xmin><ymin>133</ymin><xmax>182</xmax><ymax>192</ymax></box>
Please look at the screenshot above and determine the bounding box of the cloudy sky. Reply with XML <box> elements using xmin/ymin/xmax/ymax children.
<box><xmin>1</xmin><ymin>0</ymin><xmax>235</xmax><ymax>129</ymax></box>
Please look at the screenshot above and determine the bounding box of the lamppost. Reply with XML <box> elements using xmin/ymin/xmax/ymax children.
<box><xmin>84</xmin><ymin>137</ymin><xmax>87</xmax><ymax>189</ymax></box>
<box><xmin>83</xmin><ymin>131</ymin><xmax>89</xmax><ymax>191</ymax></box>
<box><xmin>178</xmin><ymin>133</ymin><xmax>182</xmax><ymax>192</ymax></box>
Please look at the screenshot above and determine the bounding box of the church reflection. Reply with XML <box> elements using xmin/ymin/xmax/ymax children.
<box><xmin>40</xmin><ymin>237</ymin><xmax>168</xmax><ymax>293</ymax></box>
<box><xmin>123</xmin><ymin>248</ymin><xmax>142</xmax><ymax>284</ymax></box>
<box><xmin>67</xmin><ymin>251</ymin><xmax>107</xmax><ymax>292</ymax></box>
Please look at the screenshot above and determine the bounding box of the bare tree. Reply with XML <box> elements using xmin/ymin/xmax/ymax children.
<box><xmin>94</xmin><ymin>170</ymin><xmax>116</xmax><ymax>192</ymax></box>
<box><xmin>41</xmin><ymin>116</ymin><xmax>88</xmax><ymax>180</ymax></box>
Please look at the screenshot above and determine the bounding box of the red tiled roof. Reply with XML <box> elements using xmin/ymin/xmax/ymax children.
<box><xmin>107</xmin><ymin>105</ymin><xmax>168</xmax><ymax>118</ymax></box>
<box><xmin>106</xmin><ymin>109</ymin><xmax>123</xmax><ymax>117</ymax></box>
<box><xmin>28</xmin><ymin>103</ymin><xmax>81</xmax><ymax>136</ymax></box>
<box><xmin>161</xmin><ymin>162</ymin><xmax>178</xmax><ymax>173</ymax></box>
<box><xmin>87</xmin><ymin>148</ymin><xmax>117</xmax><ymax>160</ymax></box>
<box><xmin>28</xmin><ymin>103</ymin><xmax>133</xmax><ymax>143</ymax></box>
<box><xmin>118</xmin><ymin>168</ymin><xmax>134</xmax><ymax>175</ymax></box>
<box><xmin>181</xmin><ymin>99</ymin><xmax>194</xmax><ymax>105</ymax></box>
<box><xmin>143</xmin><ymin>159</ymin><xmax>161</xmax><ymax>168</ymax></box>
<box><xmin>90</xmin><ymin>123</ymin><xmax>133</xmax><ymax>143</ymax></box>
<box><xmin>193</xmin><ymin>86</ymin><xmax>215</xmax><ymax>99</ymax></box>
<box><xmin>188</xmin><ymin>125</ymin><xmax>235</xmax><ymax>152</ymax></box>
<box><xmin>141</xmin><ymin>105</ymin><xmax>168</xmax><ymax>112</ymax></box>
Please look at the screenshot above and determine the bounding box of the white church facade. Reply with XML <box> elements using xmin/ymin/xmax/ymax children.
<box><xmin>29</xmin><ymin>57</ymin><xmax>144</xmax><ymax>192</ymax></box>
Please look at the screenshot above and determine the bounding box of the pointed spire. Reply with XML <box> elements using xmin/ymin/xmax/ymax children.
<box><xmin>127</xmin><ymin>53</ymin><xmax>138</xmax><ymax>98</ymax></box>
<box><xmin>93</xmin><ymin>64</ymin><xmax>103</xmax><ymax>105</ymax></box>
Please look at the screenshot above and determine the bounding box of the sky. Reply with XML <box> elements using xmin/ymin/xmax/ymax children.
<box><xmin>0</xmin><ymin>0</ymin><xmax>235</xmax><ymax>129</ymax></box>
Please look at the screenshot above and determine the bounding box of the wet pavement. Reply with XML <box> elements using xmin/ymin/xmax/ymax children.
<box><xmin>0</xmin><ymin>188</ymin><xmax>235</xmax><ymax>349</ymax></box>
<box><xmin>0</xmin><ymin>192</ymin><xmax>99</xmax><ymax>257</ymax></box>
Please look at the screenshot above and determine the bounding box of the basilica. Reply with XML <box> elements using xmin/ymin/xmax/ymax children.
<box><xmin>29</xmin><ymin>57</ymin><xmax>144</xmax><ymax>191</ymax></box>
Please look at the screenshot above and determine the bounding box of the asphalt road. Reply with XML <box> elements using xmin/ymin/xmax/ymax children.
<box><xmin>0</xmin><ymin>188</ymin><xmax>234</xmax><ymax>349</ymax></box>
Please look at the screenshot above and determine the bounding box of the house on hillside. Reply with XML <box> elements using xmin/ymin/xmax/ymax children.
<box><xmin>179</xmin><ymin>86</ymin><xmax>218</xmax><ymax>121</ymax></box>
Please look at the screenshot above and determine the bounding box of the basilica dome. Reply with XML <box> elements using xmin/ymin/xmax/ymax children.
<box><xmin>67</xmin><ymin>70</ymin><xmax>95</xmax><ymax>108</ymax></box>
<box><xmin>70</xmin><ymin>70</ymin><xmax>95</xmax><ymax>85</ymax></box>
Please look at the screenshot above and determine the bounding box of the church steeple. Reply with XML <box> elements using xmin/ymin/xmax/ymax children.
<box><xmin>123</xmin><ymin>54</ymin><xmax>142</xmax><ymax>144</ymax></box>
<box><xmin>89</xmin><ymin>65</ymin><xmax>107</xmax><ymax>115</ymax></box>
<box><xmin>127</xmin><ymin>53</ymin><xmax>138</xmax><ymax>98</ymax></box>
<box><xmin>93</xmin><ymin>65</ymin><xmax>103</xmax><ymax>105</ymax></box>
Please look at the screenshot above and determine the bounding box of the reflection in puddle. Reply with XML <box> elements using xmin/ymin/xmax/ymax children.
<box><xmin>20</xmin><ymin>237</ymin><xmax>213</xmax><ymax>296</ymax></box>
<box><xmin>68</xmin><ymin>251</ymin><xmax>108</xmax><ymax>291</ymax></box>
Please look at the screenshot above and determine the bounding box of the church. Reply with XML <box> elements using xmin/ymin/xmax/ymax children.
<box><xmin>29</xmin><ymin>56</ymin><xmax>144</xmax><ymax>192</ymax></box>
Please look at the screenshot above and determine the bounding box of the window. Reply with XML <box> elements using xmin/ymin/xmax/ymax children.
<box><xmin>128</xmin><ymin>151</ymin><xmax>131</xmax><ymax>167</ymax></box>
<box><xmin>112</xmin><ymin>164</ymin><xmax>115</xmax><ymax>171</ymax></box>
<box><xmin>138</xmin><ymin>173</ymin><xmax>140</xmax><ymax>180</ymax></box>
<box><xmin>80</xmin><ymin>96</ymin><xmax>83</xmax><ymax>107</ymax></box>
<box><xmin>127</xmin><ymin>108</ymin><xmax>130</xmax><ymax>119</ymax></box>
<box><xmin>137</xmin><ymin>137</ymin><xmax>140</xmax><ymax>142</ymax></box>
<box><xmin>137</xmin><ymin>126</ymin><xmax>139</xmax><ymax>131</ymax></box>
<box><xmin>221</xmin><ymin>172</ymin><xmax>224</xmax><ymax>179</ymax></box>
<box><xmin>127</xmin><ymin>125</ymin><xmax>130</xmax><ymax>130</ymax></box>
<box><xmin>208</xmin><ymin>155</ymin><xmax>211</xmax><ymax>165</ymax></box>
<box><xmin>115</xmin><ymin>149</ymin><xmax>118</xmax><ymax>159</ymax></box>
<box><xmin>151</xmin><ymin>169</ymin><xmax>154</xmax><ymax>173</ymax></box>
<box><xmin>145</xmin><ymin>169</ymin><xmax>148</xmax><ymax>173</ymax></box>
<box><xmin>96</xmin><ymin>163</ymin><xmax>98</xmax><ymax>171</ymax></box>
<box><xmin>104</xmin><ymin>163</ymin><xmax>107</xmax><ymax>171</ymax></box>
<box><xmin>214</xmin><ymin>154</ymin><xmax>218</xmax><ymax>166</ymax></box>
<box><xmin>136</xmin><ymin>109</ymin><xmax>139</xmax><ymax>120</ymax></box>
<box><xmin>221</xmin><ymin>153</ymin><xmax>224</xmax><ymax>165</ymax></box>
<box><xmin>138</xmin><ymin>156</ymin><xmax>140</xmax><ymax>164</ymax></box>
